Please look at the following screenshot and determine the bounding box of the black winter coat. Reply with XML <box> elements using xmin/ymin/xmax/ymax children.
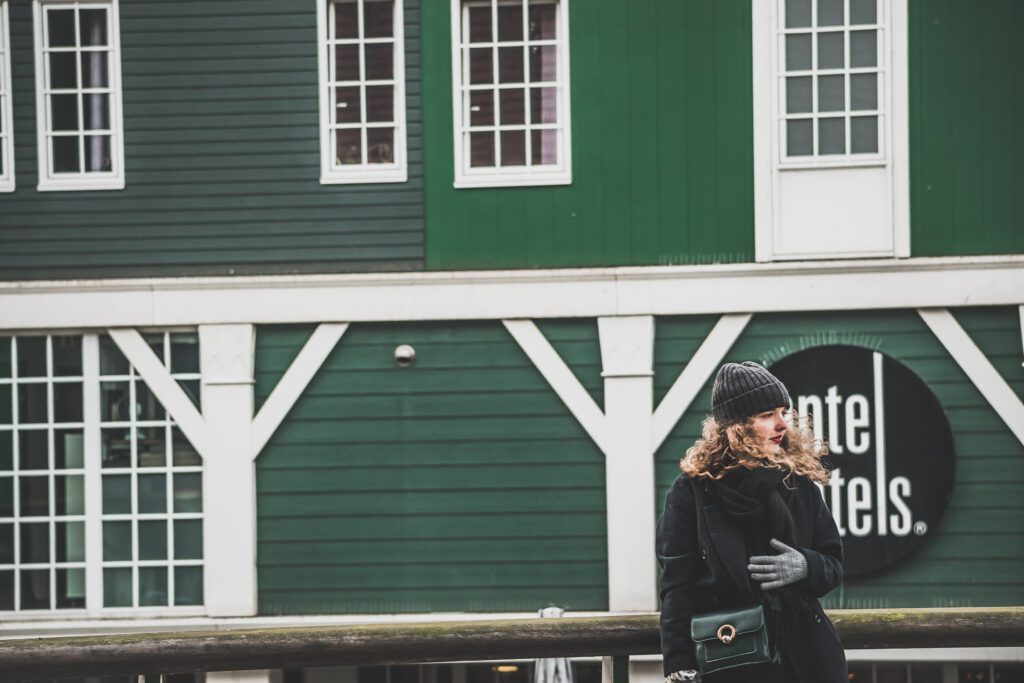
<box><xmin>657</xmin><ymin>473</ymin><xmax>847</xmax><ymax>682</ymax></box>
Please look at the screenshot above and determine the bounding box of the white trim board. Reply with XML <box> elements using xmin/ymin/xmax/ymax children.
<box><xmin>2</xmin><ymin>256</ymin><xmax>1022</xmax><ymax>330</ymax></box>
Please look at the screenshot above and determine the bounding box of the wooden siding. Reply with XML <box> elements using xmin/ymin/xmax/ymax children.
<box><xmin>909</xmin><ymin>0</ymin><xmax>1024</xmax><ymax>255</ymax></box>
<box><xmin>655</xmin><ymin>309</ymin><xmax>1024</xmax><ymax>607</ymax></box>
<box><xmin>0</xmin><ymin>0</ymin><xmax>425</xmax><ymax>280</ymax></box>
<box><xmin>421</xmin><ymin>0</ymin><xmax>755</xmax><ymax>270</ymax></box>
<box><xmin>254</xmin><ymin>321</ymin><xmax>607</xmax><ymax>614</ymax></box>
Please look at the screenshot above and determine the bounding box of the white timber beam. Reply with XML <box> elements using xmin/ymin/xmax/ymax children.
<box><xmin>918</xmin><ymin>308</ymin><xmax>1024</xmax><ymax>448</ymax></box>
<box><xmin>251</xmin><ymin>323</ymin><xmax>348</xmax><ymax>458</ymax></box>
<box><xmin>107</xmin><ymin>328</ymin><xmax>208</xmax><ymax>458</ymax></box>
<box><xmin>651</xmin><ymin>314</ymin><xmax>752</xmax><ymax>452</ymax></box>
<box><xmin>502</xmin><ymin>319</ymin><xmax>609</xmax><ymax>454</ymax></box>
<box><xmin>3</xmin><ymin>256</ymin><xmax>1023</xmax><ymax>330</ymax></box>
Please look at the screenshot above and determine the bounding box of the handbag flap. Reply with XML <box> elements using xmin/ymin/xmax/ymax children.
<box><xmin>690</xmin><ymin>605</ymin><xmax>765</xmax><ymax>643</ymax></box>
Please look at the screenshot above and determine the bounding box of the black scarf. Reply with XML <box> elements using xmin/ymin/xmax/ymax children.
<box><xmin>710</xmin><ymin>466</ymin><xmax>818</xmax><ymax>651</ymax></box>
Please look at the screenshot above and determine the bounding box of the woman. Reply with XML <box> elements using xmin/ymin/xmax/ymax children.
<box><xmin>657</xmin><ymin>362</ymin><xmax>847</xmax><ymax>683</ymax></box>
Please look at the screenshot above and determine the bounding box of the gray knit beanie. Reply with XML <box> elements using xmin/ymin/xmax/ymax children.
<box><xmin>712</xmin><ymin>361</ymin><xmax>792</xmax><ymax>424</ymax></box>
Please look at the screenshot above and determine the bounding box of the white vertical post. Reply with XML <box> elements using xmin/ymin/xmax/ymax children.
<box><xmin>81</xmin><ymin>334</ymin><xmax>103</xmax><ymax>611</ymax></box>
<box><xmin>598</xmin><ymin>316</ymin><xmax>657</xmax><ymax>611</ymax></box>
<box><xmin>200</xmin><ymin>324</ymin><xmax>258</xmax><ymax>616</ymax></box>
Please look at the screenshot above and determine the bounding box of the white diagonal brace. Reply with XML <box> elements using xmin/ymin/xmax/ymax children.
<box><xmin>108</xmin><ymin>328</ymin><xmax>209</xmax><ymax>459</ymax></box>
<box><xmin>503</xmin><ymin>319</ymin><xmax>608</xmax><ymax>454</ymax></box>
<box><xmin>651</xmin><ymin>313</ymin><xmax>752</xmax><ymax>451</ymax></box>
<box><xmin>251</xmin><ymin>323</ymin><xmax>349</xmax><ymax>458</ymax></box>
<box><xmin>918</xmin><ymin>308</ymin><xmax>1024</xmax><ymax>448</ymax></box>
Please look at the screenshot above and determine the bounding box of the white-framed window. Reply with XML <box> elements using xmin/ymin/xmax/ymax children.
<box><xmin>450</xmin><ymin>0</ymin><xmax>572</xmax><ymax>188</ymax></box>
<box><xmin>0</xmin><ymin>1</ymin><xmax>14</xmax><ymax>193</ymax></box>
<box><xmin>32</xmin><ymin>0</ymin><xmax>125</xmax><ymax>191</ymax></box>
<box><xmin>752</xmin><ymin>0</ymin><xmax>909</xmax><ymax>261</ymax></box>
<box><xmin>0</xmin><ymin>333</ymin><xmax>204</xmax><ymax>614</ymax></box>
<box><xmin>317</xmin><ymin>0</ymin><xmax>408</xmax><ymax>184</ymax></box>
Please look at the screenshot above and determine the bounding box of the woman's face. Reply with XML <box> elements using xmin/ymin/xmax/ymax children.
<box><xmin>751</xmin><ymin>406</ymin><xmax>789</xmax><ymax>453</ymax></box>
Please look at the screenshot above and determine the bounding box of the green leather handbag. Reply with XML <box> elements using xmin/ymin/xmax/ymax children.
<box><xmin>690</xmin><ymin>605</ymin><xmax>776</xmax><ymax>675</ymax></box>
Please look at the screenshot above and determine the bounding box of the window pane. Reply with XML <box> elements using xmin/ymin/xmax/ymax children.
<box><xmin>139</xmin><ymin>520</ymin><xmax>168</xmax><ymax>561</ymax></box>
<box><xmin>335</xmin><ymin>86</ymin><xmax>362</xmax><ymax>124</ymax></box>
<box><xmin>136</xmin><ymin>426</ymin><xmax>166</xmax><ymax>468</ymax></box>
<box><xmin>21</xmin><ymin>568</ymin><xmax>50</xmax><ymax>609</ymax></box>
<box><xmin>500</xmin><ymin>130</ymin><xmax>525</xmax><ymax>166</ymax></box>
<box><xmin>83</xmin><ymin>94</ymin><xmax>110</xmax><ymax>131</ymax></box>
<box><xmin>0</xmin><ymin>571</ymin><xmax>11</xmax><ymax>610</ymax></box>
<box><xmin>364</xmin><ymin>43</ymin><xmax>393</xmax><ymax>80</ymax></box>
<box><xmin>79</xmin><ymin>9</ymin><xmax>108</xmax><ymax>47</ymax></box>
<box><xmin>81</xmin><ymin>50</ymin><xmax>109</xmax><ymax>88</ymax></box>
<box><xmin>101</xmin><ymin>382</ymin><xmax>130</xmax><ymax>422</ymax></box>
<box><xmin>49</xmin><ymin>52</ymin><xmax>78</xmax><ymax>89</ymax></box>
<box><xmin>100</xmin><ymin>336</ymin><xmax>129</xmax><ymax>376</ymax></box>
<box><xmin>850</xmin><ymin>30</ymin><xmax>877</xmax><ymax>68</ymax></box>
<box><xmin>530</xmin><ymin>87</ymin><xmax>557</xmax><ymax>124</ymax></box>
<box><xmin>139</xmin><ymin>566</ymin><xmax>168</xmax><ymax>606</ymax></box>
<box><xmin>469</xmin><ymin>131</ymin><xmax>495</xmax><ymax>167</ymax></box>
<box><xmin>851</xmin><ymin>115</ymin><xmax>878</xmax><ymax>153</ymax></box>
<box><xmin>467</xmin><ymin>5</ymin><xmax>491</xmax><ymax>43</ymax></box>
<box><xmin>500</xmin><ymin>89</ymin><xmax>525</xmax><ymax>125</ymax></box>
<box><xmin>0</xmin><ymin>338</ymin><xmax>9</xmax><ymax>377</ymax></box>
<box><xmin>104</xmin><ymin>567</ymin><xmax>132</xmax><ymax>607</ymax></box>
<box><xmin>850</xmin><ymin>73</ymin><xmax>877</xmax><ymax>110</ymax></box>
<box><xmin>816</xmin><ymin>0</ymin><xmax>843</xmax><ymax>26</ymax></box>
<box><xmin>19</xmin><ymin>430</ymin><xmax>49</xmax><ymax>470</ymax></box>
<box><xmin>136</xmin><ymin>382</ymin><xmax>166</xmax><ymax>422</ymax></box>
<box><xmin>17</xmin><ymin>338</ymin><xmax>47</xmax><ymax>378</ymax></box>
<box><xmin>364</xmin><ymin>1</ymin><xmax>394</xmax><ymax>38</ymax></box>
<box><xmin>786</xmin><ymin>34</ymin><xmax>811</xmax><ymax>71</ymax></box>
<box><xmin>138</xmin><ymin>473</ymin><xmax>167</xmax><ymax>514</ymax></box>
<box><xmin>170</xmin><ymin>427</ymin><xmax>201</xmax><ymax>467</ymax></box>
<box><xmin>0</xmin><ymin>390</ymin><xmax>10</xmax><ymax>427</ymax></box>
<box><xmin>785</xmin><ymin>0</ymin><xmax>811</xmax><ymax>28</ymax></box>
<box><xmin>102</xmin><ymin>474</ymin><xmax>132</xmax><ymax>514</ymax></box>
<box><xmin>55</xmin><ymin>429</ymin><xmax>85</xmax><ymax>469</ymax></box>
<box><xmin>52</xmin><ymin>337</ymin><xmax>82</xmax><ymax>377</ymax></box>
<box><xmin>52</xmin><ymin>94</ymin><xmax>79</xmax><ymax>131</ymax></box>
<box><xmin>169</xmin><ymin>334</ymin><xmax>199</xmax><ymax>375</ymax></box>
<box><xmin>786</xmin><ymin>76</ymin><xmax>812</xmax><ymax>114</ymax></box>
<box><xmin>818</xmin><ymin>117</ymin><xmax>845</xmax><ymax>154</ymax></box>
<box><xmin>469</xmin><ymin>48</ymin><xmax>493</xmax><ymax>84</ymax></box>
<box><xmin>54</xmin><ymin>382</ymin><xmax>83</xmax><ymax>423</ymax></box>
<box><xmin>850</xmin><ymin>0</ymin><xmax>876</xmax><ymax>25</ymax></box>
<box><xmin>786</xmin><ymin>119</ymin><xmax>813</xmax><ymax>156</ymax></box>
<box><xmin>20</xmin><ymin>477</ymin><xmax>50</xmax><ymax>517</ymax></box>
<box><xmin>497</xmin><ymin>4</ymin><xmax>523</xmax><ymax>41</ymax></box>
<box><xmin>530</xmin><ymin>129</ymin><xmax>557</xmax><ymax>165</ymax></box>
<box><xmin>18</xmin><ymin>385</ymin><xmax>48</xmax><ymax>425</ymax></box>
<box><xmin>56</xmin><ymin>521</ymin><xmax>85</xmax><ymax>562</ymax></box>
<box><xmin>53</xmin><ymin>136</ymin><xmax>81</xmax><ymax>173</ymax></box>
<box><xmin>336</xmin><ymin>128</ymin><xmax>362</xmax><ymax>165</ymax></box>
<box><xmin>56</xmin><ymin>567</ymin><xmax>86</xmax><ymax>608</ymax></box>
<box><xmin>817</xmin><ymin>75</ymin><xmax>845</xmax><ymax>111</ymax></box>
<box><xmin>528</xmin><ymin>4</ymin><xmax>556</xmax><ymax>40</ymax></box>
<box><xmin>366</xmin><ymin>85</ymin><xmax>393</xmax><ymax>122</ymax></box>
<box><xmin>103</xmin><ymin>521</ymin><xmax>131</xmax><ymax>561</ymax></box>
<box><xmin>175</xmin><ymin>566</ymin><xmax>203</xmax><ymax>606</ymax></box>
<box><xmin>174</xmin><ymin>519</ymin><xmax>203</xmax><ymax>560</ymax></box>
<box><xmin>0</xmin><ymin>478</ymin><xmax>12</xmax><ymax>517</ymax></box>
<box><xmin>529</xmin><ymin>45</ymin><xmax>556</xmax><ymax>82</ymax></box>
<box><xmin>0</xmin><ymin>524</ymin><xmax>12</xmax><ymax>563</ymax></box>
<box><xmin>334</xmin><ymin>44</ymin><xmax>360</xmax><ymax>82</ymax></box>
<box><xmin>55</xmin><ymin>475</ymin><xmax>85</xmax><ymax>516</ymax></box>
<box><xmin>334</xmin><ymin>1</ymin><xmax>358</xmax><ymax>39</ymax></box>
<box><xmin>367</xmin><ymin>127</ymin><xmax>394</xmax><ymax>164</ymax></box>
<box><xmin>469</xmin><ymin>90</ymin><xmax>494</xmax><ymax>126</ymax></box>
<box><xmin>101</xmin><ymin>427</ymin><xmax>131</xmax><ymax>468</ymax></box>
<box><xmin>21</xmin><ymin>522</ymin><xmax>50</xmax><ymax>562</ymax></box>
<box><xmin>499</xmin><ymin>46</ymin><xmax>524</xmax><ymax>84</ymax></box>
<box><xmin>47</xmin><ymin>9</ymin><xmax>76</xmax><ymax>48</ymax></box>
<box><xmin>817</xmin><ymin>32</ymin><xmax>843</xmax><ymax>69</ymax></box>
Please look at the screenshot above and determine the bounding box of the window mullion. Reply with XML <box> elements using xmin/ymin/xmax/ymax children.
<box><xmin>490</xmin><ymin>0</ymin><xmax>499</xmax><ymax>167</ymax></box>
<box><xmin>81</xmin><ymin>334</ymin><xmax>103</xmax><ymax>613</ymax></box>
<box><xmin>521</xmin><ymin>0</ymin><xmax>531</xmax><ymax>167</ymax></box>
<box><xmin>11</xmin><ymin>337</ymin><xmax>20</xmax><ymax>611</ymax></box>
<box><xmin>46</xmin><ymin>337</ymin><xmax>56</xmax><ymax>609</ymax></box>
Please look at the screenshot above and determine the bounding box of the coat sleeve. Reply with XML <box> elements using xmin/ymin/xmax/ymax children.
<box><xmin>657</xmin><ymin>477</ymin><xmax>700</xmax><ymax>675</ymax></box>
<box><xmin>796</xmin><ymin>480</ymin><xmax>844</xmax><ymax>597</ymax></box>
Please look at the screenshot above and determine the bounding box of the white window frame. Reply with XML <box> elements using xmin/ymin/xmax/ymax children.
<box><xmin>449</xmin><ymin>0</ymin><xmax>572</xmax><ymax>188</ymax></box>
<box><xmin>0</xmin><ymin>333</ymin><xmax>206</xmax><ymax>619</ymax></box>
<box><xmin>752</xmin><ymin>0</ymin><xmax>910</xmax><ymax>261</ymax></box>
<box><xmin>317</xmin><ymin>0</ymin><xmax>408</xmax><ymax>185</ymax></box>
<box><xmin>0</xmin><ymin>1</ymin><xmax>14</xmax><ymax>193</ymax></box>
<box><xmin>32</xmin><ymin>0</ymin><xmax>125</xmax><ymax>192</ymax></box>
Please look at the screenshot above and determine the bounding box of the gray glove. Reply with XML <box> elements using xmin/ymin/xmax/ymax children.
<box><xmin>665</xmin><ymin>671</ymin><xmax>701</xmax><ymax>682</ymax></box>
<box><xmin>747</xmin><ymin>538</ymin><xmax>808</xmax><ymax>590</ymax></box>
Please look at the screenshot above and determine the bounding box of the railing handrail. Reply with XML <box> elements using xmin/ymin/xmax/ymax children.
<box><xmin>0</xmin><ymin>608</ymin><xmax>1022</xmax><ymax>682</ymax></box>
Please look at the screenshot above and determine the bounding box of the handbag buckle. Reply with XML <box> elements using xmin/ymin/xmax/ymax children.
<box><xmin>716</xmin><ymin>623</ymin><xmax>737</xmax><ymax>644</ymax></box>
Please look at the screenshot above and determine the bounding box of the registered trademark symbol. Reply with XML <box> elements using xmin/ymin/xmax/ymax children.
<box><xmin>913</xmin><ymin>521</ymin><xmax>928</xmax><ymax>536</ymax></box>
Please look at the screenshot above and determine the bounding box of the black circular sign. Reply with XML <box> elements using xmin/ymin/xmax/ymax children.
<box><xmin>769</xmin><ymin>346</ymin><xmax>955</xmax><ymax>577</ymax></box>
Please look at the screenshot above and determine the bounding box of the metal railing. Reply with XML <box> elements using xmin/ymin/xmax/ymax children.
<box><xmin>0</xmin><ymin>608</ymin><xmax>1022</xmax><ymax>682</ymax></box>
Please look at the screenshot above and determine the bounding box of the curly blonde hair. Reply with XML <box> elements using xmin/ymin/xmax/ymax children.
<box><xmin>680</xmin><ymin>412</ymin><xmax>830</xmax><ymax>484</ymax></box>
